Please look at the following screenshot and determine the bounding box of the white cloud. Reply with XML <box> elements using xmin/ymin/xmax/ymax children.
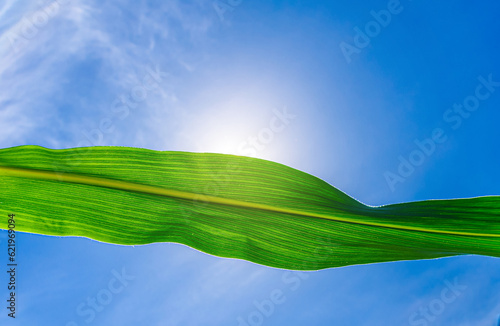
<box><xmin>0</xmin><ymin>0</ymin><xmax>217</xmax><ymax>149</ymax></box>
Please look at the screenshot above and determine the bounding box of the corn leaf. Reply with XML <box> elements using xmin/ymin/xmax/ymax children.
<box><xmin>0</xmin><ymin>145</ymin><xmax>498</xmax><ymax>270</ymax></box>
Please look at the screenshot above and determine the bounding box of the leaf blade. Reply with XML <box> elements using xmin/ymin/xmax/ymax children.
<box><xmin>0</xmin><ymin>145</ymin><xmax>498</xmax><ymax>270</ymax></box>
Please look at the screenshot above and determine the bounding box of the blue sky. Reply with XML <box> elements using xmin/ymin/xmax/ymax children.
<box><xmin>0</xmin><ymin>0</ymin><xmax>499</xmax><ymax>325</ymax></box>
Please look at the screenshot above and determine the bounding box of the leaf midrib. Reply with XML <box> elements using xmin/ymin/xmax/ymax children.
<box><xmin>1</xmin><ymin>165</ymin><xmax>497</xmax><ymax>238</ymax></box>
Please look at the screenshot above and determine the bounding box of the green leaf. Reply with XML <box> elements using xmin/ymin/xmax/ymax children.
<box><xmin>0</xmin><ymin>145</ymin><xmax>498</xmax><ymax>270</ymax></box>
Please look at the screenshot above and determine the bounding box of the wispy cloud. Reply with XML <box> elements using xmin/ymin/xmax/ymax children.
<box><xmin>0</xmin><ymin>0</ymin><xmax>217</xmax><ymax>149</ymax></box>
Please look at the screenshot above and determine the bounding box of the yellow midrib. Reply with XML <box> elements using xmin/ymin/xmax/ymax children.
<box><xmin>0</xmin><ymin>165</ymin><xmax>498</xmax><ymax>238</ymax></box>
